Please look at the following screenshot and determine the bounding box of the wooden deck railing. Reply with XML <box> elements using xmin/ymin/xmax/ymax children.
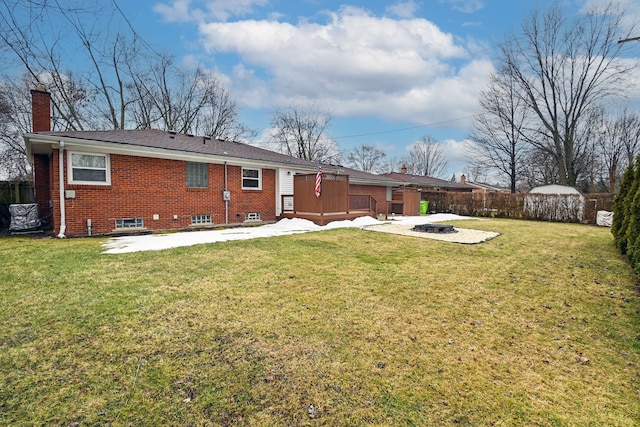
<box><xmin>349</xmin><ymin>194</ymin><xmax>377</xmax><ymax>213</ymax></box>
<box><xmin>281</xmin><ymin>194</ymin><xmax>377</xmax><ymax>215</ymax></box>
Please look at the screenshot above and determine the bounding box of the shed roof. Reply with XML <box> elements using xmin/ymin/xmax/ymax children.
<box><xmin>528</xmin><ymin>184</ymin><xmax>583</xmax><ymax>195</ymax></box>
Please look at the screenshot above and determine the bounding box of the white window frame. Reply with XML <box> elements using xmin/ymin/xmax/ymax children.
<box><xmin>68</xmin><ymin>151</ymin><xmax>111</xmax><ymax>185</ymax></box>
<box><xmin>191</xmin><ymin>214</ymin><xmax>212</xmax><ymax>225</ymax></box>
<box><xmin>242</xmin><ymin>168</ymin><xmax>262</xmax><ymax>190</ymax></box>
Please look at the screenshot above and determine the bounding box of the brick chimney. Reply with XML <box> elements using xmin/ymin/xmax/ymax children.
<box><xmin>31</xmin><ymin>87</ymin><xmax>51</xmax><ymax>132</ymax></box>
<box><xmin>401</xmin><ymin>165</ymin><xmax>407</xmax><ymax>174</ymax></box>
<box><xmin>460</xmin><ymin>174</ymin><xmax>466</xmax><ymax>185</ymax></box>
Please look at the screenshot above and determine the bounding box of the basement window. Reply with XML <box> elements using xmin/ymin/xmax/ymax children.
<box><xmin>68</xmin><ymin>152</ymin><xmax>110</xmax><ymax>185</ymax></box>
<box><xmin>191</xmin><ymin>214</ymin><xmax>212</xmax><ymax>225</ymax></box>
<box><xmin>245</xmin><ymin>212</ymin><xmax>261</xmax><ymax>221</ymax></box>
<box><xmin>242</xmin><ymin>168</ymin><xmax>261</xmax><ymax>189</ymax></box>
<box><xmin>115</xmin><ymin>218</ymin><xmax>144</xmax><ymax>229</ymax></box>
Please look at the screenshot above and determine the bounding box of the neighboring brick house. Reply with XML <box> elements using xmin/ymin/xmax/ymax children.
<box><xmin>380</xmin><ymin>167</ymin><xmax>475</xmax><ymax>193</ymax></box>
<box><xmin>24</xmin><ymin>89</ymin><xmax>402</xmax><ymax>237</ymax></box>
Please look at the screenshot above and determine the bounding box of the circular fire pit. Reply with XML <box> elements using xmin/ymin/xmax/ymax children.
<box><xmin>411</xmin><ymin>223</ymin><xmax>456</xmax><ymax>234</ymax></box>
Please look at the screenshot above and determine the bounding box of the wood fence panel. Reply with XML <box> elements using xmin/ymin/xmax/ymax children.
<box><xmin>293</xmin><ymin>173</ymin><xmax>349</xmax><ymax>214</ymax></box>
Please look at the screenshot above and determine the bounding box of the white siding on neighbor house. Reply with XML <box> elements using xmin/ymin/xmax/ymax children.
<box><xmin>276</xmin><ymin>168</ymin><xmax>297</xmax><ymax>215</ymax></box>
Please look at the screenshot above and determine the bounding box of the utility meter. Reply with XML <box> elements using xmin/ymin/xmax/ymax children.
<box><xmin>222</xmin><ymin>191</ymin><xmax>231</xmax><ymax>201</ymax></box>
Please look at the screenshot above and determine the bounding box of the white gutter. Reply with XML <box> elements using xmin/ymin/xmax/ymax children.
<box><xmin>57</xmin><ymin>141</ymin><xmax>66</xmax><ymax>238</ymax></box>
<box><xmin>224</xmin><ymin>161</ymin><xmax>229</xmax><ymax>224</ymax></box>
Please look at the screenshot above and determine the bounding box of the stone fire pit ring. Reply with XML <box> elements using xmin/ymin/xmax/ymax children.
<box><xmin>411</xmin><ymin>223</ymin><xmax>457</xmax><ymax>234</ymax></box>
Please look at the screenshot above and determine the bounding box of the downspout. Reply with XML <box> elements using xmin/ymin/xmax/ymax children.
<box><xmin>57</xmin><ymin>141</ymin><xmax>66</xmax><ymax>238</ymax></box>
<box><xmin>224</xmin><ymin>161</ymin><xmax>229</xmax><ymax>224</ymax></box>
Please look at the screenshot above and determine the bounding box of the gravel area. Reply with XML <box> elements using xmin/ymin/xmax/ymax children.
<box><xmin>363</xmin><ymin>222</ymin><xmax>500</xmax><ymax>244</ymax></box>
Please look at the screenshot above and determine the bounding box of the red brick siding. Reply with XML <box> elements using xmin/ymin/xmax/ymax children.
<box><xmin>31</xmin><ymin>89</ymin><xmax>51</xmax><ymax>132</ymax></box>
<box><xmin>349</xmin><ymin>184</ymin><xmax>388</xmax><ymax>215</ymax></box>
<box><xmin>49</xmin><ymin>151</ymin><xmax>276</xmax><ymax>236</ymax></box>
<box><xmin>32</xmin><ymin>154</ymin><xmax>52</xmax><ymax>222</ymax></box>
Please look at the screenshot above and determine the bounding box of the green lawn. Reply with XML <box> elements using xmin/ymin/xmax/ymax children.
<box><xmin>1</xmin><ymin>219</ymin><xmax>639</xmax><ymax>426</ymax></box>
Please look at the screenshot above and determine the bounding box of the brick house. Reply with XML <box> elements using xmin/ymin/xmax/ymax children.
<box><xmin>380</xmin><ymin>167</ymin><xmax>475</xmax><ymax>193</ymax></box>
<box><xmin>24</xmin><ymin>89</ymin><xmax>402</xmax><ymax>237</ymax></box>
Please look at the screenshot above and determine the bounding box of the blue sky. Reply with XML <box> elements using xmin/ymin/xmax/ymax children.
<box><xmin>102</xmin><ymin>1</ymin><xmax>640</xmax><ymax>177</ymax></box>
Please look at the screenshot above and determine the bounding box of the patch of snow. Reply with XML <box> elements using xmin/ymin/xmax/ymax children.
<box><xmin>102</xmin><ymin>214</ymin><xmax>475</xmax><ymax>254</ymax></box>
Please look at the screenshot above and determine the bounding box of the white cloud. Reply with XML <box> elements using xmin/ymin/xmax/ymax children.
<box><xmin>154</xmin><ymin>0</ymin><xmax>194</xmax><ymax>23</ymax></box>
<box><xmin>196</xmin><ymin>6</ymin><xmax>492</xmax><ymax>125</ymax></box>
<box><xmin>179</xmin><ymin>53</ymin><xmax>201</xmax><ymax>69</ymax></box>
<box><xmin>386</xmin><ymin>1</ymin><xmax>420</xmax><ymax>19</ymax></box>
<box><xmin>438</xmin><ymin>0</ymin><xmax>484</xmax><ymax>14</ymax></box>
<box><xmin>579</xmin><ymin>0</ymin><xmax>640</xmax><ymax>34</ymax></box>
<box><xmin>373</xmin><ymin>140</ymin><xmax>398</xmax><ymax>154</ymax></box>
<box><xmin>441</xmin><ymin>138</ymin><xmax>473</xmax><ymax>166</ymax></box>
<box><xmin>154</xmin><ymin>0</ymin><xmax>269</xmax><ymax>22</ymax></box>
<box><xmin>204</xmin><ymin>0</ymin><xmax>269</xmax><ymax>21</ymax></box>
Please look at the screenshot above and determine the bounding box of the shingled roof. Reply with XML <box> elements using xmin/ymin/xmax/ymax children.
<box><xmin>380</xmin><ymin>171</ymin><xmax>474</xmax><ymax>191</ymax></box>
<box><xmin>28</xmin><ymin>129</ymin><xmax>315</xmax><ymax>165</ymax></box>
<box><xmin>25</xmin><ymin>129</ymin><xmax>402</xmax><ymax>186</ymax></box>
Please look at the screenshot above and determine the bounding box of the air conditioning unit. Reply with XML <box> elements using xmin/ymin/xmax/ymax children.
<box><xmin>9</xmin><ymin>204</ymin><xmax>41</xmax><ymax>232</ymax></box>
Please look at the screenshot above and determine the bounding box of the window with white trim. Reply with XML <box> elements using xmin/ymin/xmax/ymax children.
<box><xmin>187</xmin><ymin>162</ymin><xmax>208</xmax><ymax>188</ymax></box>
<box><xmin>191</xmin><ymin>214</ymin><xmax>212</xmax><ymax>225</ymax></box>
<box><xmin>115</xmin><ymin>218</ymin><xmax>144</xmax><ymax>229</ymax></box>
<box><xmin>242</xmin><ymin>168</ymin><xmax>261</xmax><ymax>189</ymax></box>
<box><xmin>69</xmin><ymin>152</ymin><xmax>110</xmax><ymax>185</ymax></box>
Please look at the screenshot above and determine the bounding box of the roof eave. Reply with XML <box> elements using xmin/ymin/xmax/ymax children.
<box><xmin>23</xmin><ymin>133</ymin><xmax>319</xmax><ymax>170</ymax></box>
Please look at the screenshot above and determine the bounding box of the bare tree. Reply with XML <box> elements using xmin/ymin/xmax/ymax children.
<box><xmin>344</xmin><ymin>144</ymin><xmax>386</xmax><ymax>173</ymax></box>
<box><xmin>0</xmin><ymin>87</ymin><xmax>27</xmax><ymax>180</ymax></box>
<box><xmin>194</xmin><ymin>86</ymin><xmax>257</xmax><ymax>141</ymax></box>
<box><xmin>468</xmin><ymin>70</ymin><xmax>529</xmax><ymax>193</ymax></box>
<box><xmin>130</xmin><ymin>57</ymin><xmax>213</xmax><ymax>133</ymax></box>
<box><xmin>520</xmin><ymin>148</ymin><xmax>559</xmax><ymax>189</ymax></box>
<box><xmin>378</xmin><ymin>156</ymin><xmax>405</xmax><ymax>174</ymax></box>
<box><xmin>462</xmin><ymin>162</ymin><xmax>491</xmax><ymax>185</ymax></box>
<box><xmin>0</xmin><ymin>1</ymin><xmax>133</xmax><ymax>130</ymax></box>
<box><xmin>403</xmin><ymin>135</ymin><xmax>448</xmax><ymax>178</ymax></box>
<box><xmin>499</xmin><ymin>2</ymin><xmax>635</xmax><ymax>187</ymax></box>
<box><xmin>0</xmin><ymin>77</ymin><xmax>38</xmax><ymax>180</ymax></box>
<box><xmin>584</xmin><ymin>107</ymin><xmax>640</xmax><ymax>192</ymax></box>
<box><xmin>0</xmin><ymin>0</ymin><xmax>253</xmax><ymax>139</ymax></box>
<box><xmin>269</xmin><ymin>103</ymin><xmax>338</xmax><ymax>163</ymax></box>
<box><xmin>618</xmin><ymin>110</ymin><xmax>640</xmax><ymax>168</ymax></box>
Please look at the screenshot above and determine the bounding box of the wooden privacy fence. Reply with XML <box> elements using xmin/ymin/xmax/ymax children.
<box><xmin>292</xmin><ymin>172</ymin><xmax>350</xmax><ymax>214</ymax></box>
<box><xmin>280</xmin><ymin>173</ymin><xmax>380</xmax><ymax>225</ymax></box>
<box><xmin>388</xmin><ymin>187</ymin><xmax>420</xmax><ymax>216</ymax></box>
<box><xmin>422</xmin><ymin>191</ymin><xmax>614</xmax><ymax>224</ymax></box>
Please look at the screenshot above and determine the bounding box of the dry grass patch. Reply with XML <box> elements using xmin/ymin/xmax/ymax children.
<box><xmin>1</xmin><ymin>219</ymin><xmax>639</xmax><ymax>426</ymax></box>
